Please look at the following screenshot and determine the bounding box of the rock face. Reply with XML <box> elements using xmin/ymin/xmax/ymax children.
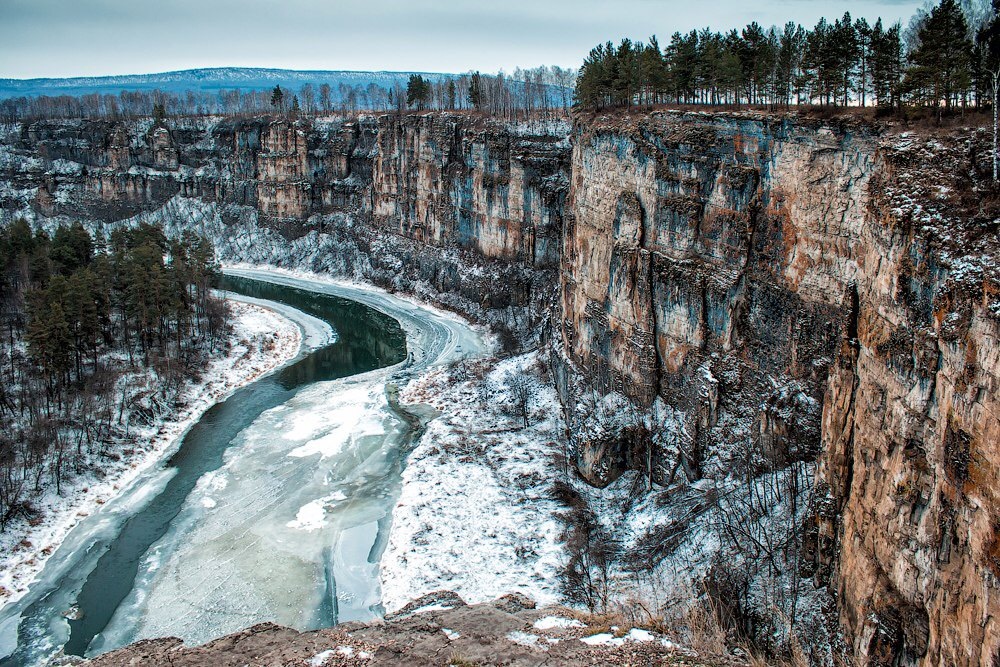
<box><xmin>1</xmin><ymin>111</ymin><xmax>997</xmax><ymax>666</ymax></box>
<box><xmin>369</xmin><ymin>114</ymin><xmax>566</xmax><ymax>267</ymax></box>
<box><xmin>556</xmin><ymin>114</ymin><xmax>999</xmax><ymax>667</ymax></box>
<box><xmin>815</xmin><ymin>131</ymin><xmax>1000</xmax><ymax>667</ymax></box>
<box><xmin>557</xmin><ymin>115</ymin><xmax>863</xmax><ymax>486</ymax></box>
<box><xmin>0</xmin><ymin>114</ymin><xmax>570</xmax><ymax>344</ymax></box>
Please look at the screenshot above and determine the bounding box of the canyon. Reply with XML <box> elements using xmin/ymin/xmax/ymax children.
<box><xmin>0</xmin><ymin>110</ymin><xmax>997</xmax><ymax>666</ymax></box>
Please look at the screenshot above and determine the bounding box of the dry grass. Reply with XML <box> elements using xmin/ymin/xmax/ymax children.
<box><xmin>681</xmin><ymin>597</ymin><xmax>729</xmax><ymax>658</ymax></box>
<box><xmin>562</xmin><ymin>607</ymin><xmax>627</xmax><ymax>627</ymax></box>
<box><xmin>447</xmin><ymin>653</ymin><xmax>479</xmax><ymax>667</ymax></box>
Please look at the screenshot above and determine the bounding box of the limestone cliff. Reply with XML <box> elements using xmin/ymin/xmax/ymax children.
<box><xmin>816</xmin><ymin>130</ymin><xmax>1000</xmax><ymax>666</ymax></box>
<box><xmin>556</xmin><ymin>115</ymin><xmax>865</xmax><ymax>488</ymax></box>
<box><xmin>0</xmin><ymin>114</ymin><xmax>570</xmax><ymax>343</ymax></box>
<box><xmin>554</xmin><ymin>112</ymin><xmax>998</xmax><ymax>667</ymax></box>
<box><xmin>0</xmin><ymin>111</ymin><xmax>997</xmax><ymax>666</ymax></box>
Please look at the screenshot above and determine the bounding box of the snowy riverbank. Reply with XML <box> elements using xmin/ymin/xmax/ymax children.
<box><xmin>379</xmin><ymin>352</ymin><xmax>568</xmax><ymax>612</ymax></box>
<box><xmin>0</xmin><ymin>299</ymin><xmax>303</xmax><ymax>612</ymax></box>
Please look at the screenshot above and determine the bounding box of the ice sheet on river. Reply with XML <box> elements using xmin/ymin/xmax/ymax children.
<box><xmin>95</xmin><ymin>374</ymin><xmax>407</xmax><ymax>650</ymax></box>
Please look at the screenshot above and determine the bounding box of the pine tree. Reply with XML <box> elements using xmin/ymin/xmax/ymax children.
<box><xmin>27</xmin><ymin>280</ymin><xmax>72</xmax><ymax>397</ymax></box>
<box><xmin>669</xmin><ymin>32</ymin><xmax>698</xmax><ymax>104</ymax></box>
<box><xmin>640</xmin><ymin>36</ymin><xmax>666</xmax><ymax>105</ymax></box>
<box><xmin>833</xmin><ymin>13</ymin><xmax>859</xmax><ymax>106</ymax></box>
<box><xmin>696</xmin><ymin>30</ymin><xmax>720</xmax><ymax>105</ymax></box>
<box><xmin>270</xmin><ymin>85</ymin><xmax>285</xmax><ymax>112</ymax></box>
<box><xmin>65</xmin><ymin>269</ymin><xmax>99</xmax><ymax>380</ymax></box>
<box><xmin>50</xmin><ymin>223</ymin><xmax>92</xmax><ymax>276</ymax></box>
<box><xmin>777</xmin><ymin>23</ymin><xmax>806</xmax><ymax>106</ymax></box>
<box><xmin>906</xmin><ymin>0</ymin><xmax>973</xmax><ymax>113</ymax></box>
<box><xmin>871</xmin><ymin>20</ymin><xmax>904</xmax><ymax>108</ymax></box>
<box><xmin>576</xmin><ymin>44</ymin><xmax>611</xmax><ymax>109</ymax></box>
<box><xmin>468</xmin><ymin>72</ymin><xmax>484</xmax><ymax>111</ymax></box>
<box><xmin>739</xmin><ymin>22</ymin><xmax>769</xmax><ymax>105</ymax></box>
<box><xmin>613</xmin><ymin>39</ymin><xmax>639</xmax><ymax>107</ymax></box>
<box><xmin>804</xmin><ymin>18</ymin><xmax>830</xmax><ymax>104</ymax></box>
<box><xmin>855</xmin><ymin>18</ymin><xmax>873</xmax><ymax>106</ymax></box>
<box><xmin>406</xmin><ymin>75</ymin><xmax>431</xmax><ymax>110</ymax></box>
<box><xmin>720</xmin><ymin>30</ymin><xmax>745</xmax><ymax>105</ymax></box>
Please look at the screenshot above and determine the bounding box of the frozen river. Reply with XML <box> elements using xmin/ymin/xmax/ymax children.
<box><xmin>0</xmin><ymin>270</ymin><xmax>487</xmax><ymax>665</ymax></box>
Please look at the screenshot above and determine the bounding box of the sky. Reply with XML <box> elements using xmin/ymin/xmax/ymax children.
<box><xmin>0</xmin><ymin>0</ymin><xmax>927</xmax><ymax>79</ymax></box>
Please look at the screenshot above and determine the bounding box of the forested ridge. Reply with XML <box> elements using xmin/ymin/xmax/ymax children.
<box><xmin>0</xmin><ymin>67</ymin><xmax>576</xmax><ymax>123</ymax></box>
<box><xmin>0</xmin><ymin>221</ymin><xmax>230</xmax><ymax>531</ymax></box>
<box><xmin>575</xmin><ymin>0</ymin><xmax>1000</xmax><ymax>113</ymax></box>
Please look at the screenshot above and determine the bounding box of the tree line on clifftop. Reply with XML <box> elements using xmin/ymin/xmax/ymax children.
<box><xmin>0</xmin><ymin>221</ymin><xmax>230</xmax><ymax>531</ymax></box>
<box><xmin>4</xmin><ymin>0</ymin><xmax>997</xmax><ymax>126</ymax></box>
<box><xmin>574</xmin><ymin>0</ymin><xmax>1000</xmax><ymax>115</ymax></box>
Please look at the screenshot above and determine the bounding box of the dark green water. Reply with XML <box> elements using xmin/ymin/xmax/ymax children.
<box><xmin>0</xmin><ymin>276</ymin><xmax>406</xmax><ymax>665</ymax></box>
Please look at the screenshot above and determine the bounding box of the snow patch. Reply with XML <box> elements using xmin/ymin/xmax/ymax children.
<box><xmin>379</xmin><ymin>352</ymin><xmax>566</xmax><ymax>612</ymax></box>
<box><xmin>580</xmin><ymin>627</ymin><xmax>658</xmax><ymax>646</ymax></box>
<box><xmin>286</xmin><ymin>491</ymin><xmax>348</xmax><ymax>532</ymax></box>
<box><xmin>506</xmin><ymin>630</ymin><xmax>542</xmax><ymax>648</ymax></box>
<box><xmin>579</xmin><ymin>632</ymin><xmax>621</xmax><ymax>646</ymax></box>
<box><xmin>308</xmin><ymin>649</ymin><xmax>336</xmax><ymax>666</ymax></box>
<box><xmin>406</xmin><ymin>603</ymin><xmax>453</xmax><ymax>614</ymax></box>
<box><xmin>533</xmin><ymin>616</ymin><xmax>585</xmax><ymax>630</ymax></box>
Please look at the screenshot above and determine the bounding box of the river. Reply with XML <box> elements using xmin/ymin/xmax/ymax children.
<box><xmin>0</xmin><ymin>270</ymin><xmax>487</xmax><ymax>666</ymax></box>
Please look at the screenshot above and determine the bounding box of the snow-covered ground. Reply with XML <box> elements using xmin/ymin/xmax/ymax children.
<box><xmin>380</xmin><ymin>352</ymin><xmax>567</xmax><ymax>611</ymax></box>
<box><xmin>0</xmin><ymin>299</ymin><xmax>302</xmax><ymax>612</ymax></box>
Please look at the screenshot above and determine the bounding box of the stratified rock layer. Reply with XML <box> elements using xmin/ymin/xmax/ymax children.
<box><xmin>0</xmin><ymin>114</ymin><xmax>570</xmax><ymax>345</ymax></box>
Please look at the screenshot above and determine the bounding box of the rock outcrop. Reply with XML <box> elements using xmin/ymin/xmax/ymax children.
<box><xmin>1</xmin><ymin>111</ymin><xmax>997</xmax><ymax>667</ymax></box>
<box><xmin>81</xmin><ymin>592</ymin><xmax>740</xmax><ymax>667</ymax></box>
<box><xmin>815</xmin><ymin>130</ymin><xmax>1000</xmax><ymax>667</ymax></box>
<box><xmin>557</xmin><ymin>114</ymin><xmax>864</xmax><ymax>487</ymax></box>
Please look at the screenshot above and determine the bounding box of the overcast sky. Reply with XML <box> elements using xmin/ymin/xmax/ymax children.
<box><xmin>0</xmin><ymin>0</ymin><xmax>926</xmax><ymax>79</ymax></box>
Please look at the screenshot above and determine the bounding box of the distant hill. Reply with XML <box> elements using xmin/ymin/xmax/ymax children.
<box><xmin>0</xmin><ymin>67</ymin><xmax>456</xmax><ymax>99</ymax></box>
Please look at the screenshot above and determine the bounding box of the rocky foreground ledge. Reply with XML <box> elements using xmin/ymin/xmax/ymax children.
<box><xmin>82</xmin><ymin>592</ymin><xmax>745</xmax><ymax>666</ymax></box>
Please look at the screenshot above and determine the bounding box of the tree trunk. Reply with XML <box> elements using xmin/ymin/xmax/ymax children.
<box><xmin>994</xmin><ymin>71</ymin><xmax>999</xmax><ymax>183</ymax></box>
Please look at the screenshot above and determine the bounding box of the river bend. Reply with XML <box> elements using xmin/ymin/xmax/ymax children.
<box><xmin>0</xmin><ymin>269</ymin><xmax>486</xmax><ymax>665</ymax></box>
